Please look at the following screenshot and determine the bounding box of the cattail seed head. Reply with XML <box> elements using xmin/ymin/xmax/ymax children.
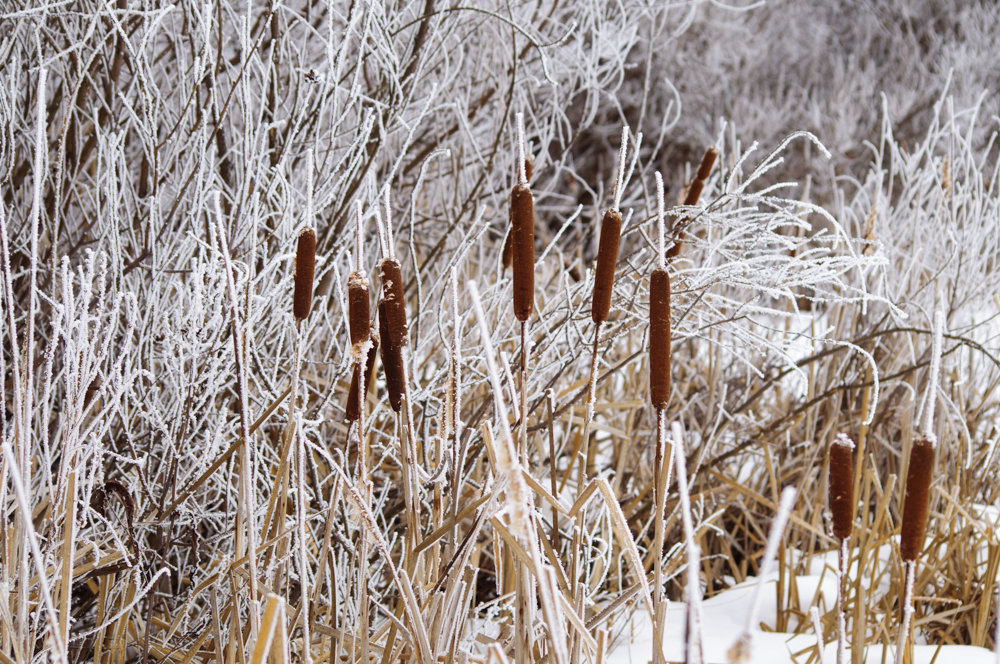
<box><xmin>379</xmin><ymin>258</ymin><xmax>408</xmax><ymax>348</ymax></box>
<box><xmin>682</xmin><ymin>147</ymin><xmax>718</xmax><ymax>207</ymax></box>
<box><xmin>348</xmin><ymin>272</ymin><xmax>370</xmax><ymax>350</ymax></box>
<box><xmin>510</xmin><ymin>183</ymin><xmax>535</xmax><ymax>321</ymax></box>
<box><xmin>900</xmin><ymin>436</ymin><xmax>935</xmax><ymax>562</ymax></box>
<box><xmin>649</xmin><ymin>268</ymin><xmax>671</xmax><ymax>409</ymax></box>
<box><xmin>828</xmin><ymin>434</ymin><xmax>855</xmax><ymax>540</ymax></box>
<box><xmin>346</xmin><ymin>335</ymin><xmax>379</xmax><ymax>422</ymax></box>
<box><xmin>378</xmin><ymin>299</ymin><xmax>404</xmax><ymax>413</ymax></box>
<box><xmin>696</xmin><ymin>147</ymin><xmax>718</xmax><ymax>183</ymax></box>
<box><xmin>592</xmin><ymin>209</ymin><xmax>622</xmax><ymax>324</ymax></box>
<box><xmin>293</xmin><ymin>227</ymin><xmax>316</xmax><ymax>320</ymax></box>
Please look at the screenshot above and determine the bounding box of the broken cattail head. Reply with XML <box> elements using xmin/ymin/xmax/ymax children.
<box><xmin>592</xmin><ymin>208</ymin><xmax>622</xmax><ymax>324</ymax></box>
<box><xmin>346</xmin><ymin>335</ymin><xmax>379</xmax><ymax>422</ymax></box>
<box><xmin>293</xmin><ymin>227</ymin><xmax>316</xmax><ymax>320</ymax></box>
<box><xmin>379</xmin><ymin>258</ymin><xmax>408</xmax><ymax>348</ymax></box>
<box><xmin>518</xmin><ymin>154</ymin><xmax>534</xmax><ymax>183</ymax></box>
<box><xmin>510</xmin><ymin>183</ymin><xmax>535</xmax><ymax>321</ymax></box>
<box><xmin>828</xmin><ymin>434</ymin><xmax>855</xmax><ymax>540</ymax></box>
<box><xmin>378</xmin><ymin>300</ymin><xmax>404</xmax><ymax>413</ymax></box>
<box><xmin>649</xmin><ymin>268</ymin><xmax>671</xmax><ymax>409</ymax></box>
<box><xmin>348</xmin><ymin>272</ymin><xmax>370</xmax><ymax>350</ymax></box>
<box><xmin>900</xmin><ymin>436</ymin><xmax>935</xmax><ymax>562</ymax></box>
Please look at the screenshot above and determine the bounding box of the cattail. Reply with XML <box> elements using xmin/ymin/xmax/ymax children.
<box><xmin>900</xmin><ymin>437</ymin><xmax>935</xmax><ymax>562</ymax></box>
<box><xmin>501</xmin><ymin>155</ymin><xmax>534</xmax><ymax>271</ymax></box>
<box><xmin>668</xmin><ymin>147</ymin><xmax>718</xmax><ymax>260</ymax></box>
<box><xmin>378</xmin><ymin>300</ymin><xmax>404</xmax><ymax>412</ymax></box>
<box><xmin>293</xmin><ymin>227</ymin><xmax>316</xmax><ymax>320</ymax></box>
<box><xmin>592</xmin><ymin>208</ymin><xmax>622</xmax><ymax>324</ymax></box>
<box><xmin>346</xmin><ymin>335</ymin><xmax>379</xmax><ymax>422</ymax></box>
<box><xmin>649</xmin><ymin>268</ymin><xmax>671</xmax><ymax>409</ymax></box>
<box><xmin>348</xmin><ymin>272</ymin><xmax>370</xmax><ymax>350</ymax></box>
<box><xmin>379</xmin><ymin>258</ymin><xmax>408</xmax><ymax>348</ymax></box>
<box><xmin>510</xmin><ymin>184</ymin><xmax>534</xmax><ymax>321</ymax></box>
<box><xmin>828</xmin><ymin>434</ymin><xmax>855</xmax><ymax>540</ymax></box>
<box><xmin>683</xmin><ymin>147</ymin><xmax>719</xmax><ymax>206</ymax></box>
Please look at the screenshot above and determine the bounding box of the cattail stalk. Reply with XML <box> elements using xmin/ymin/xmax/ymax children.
<box><xmin>670</xmin><ymin>422</ymin><xmax>703</xmax><ymax>664</ymax></box>
<box><xmin>469</xmin><ymin>279</ymin><xmax>536</xmax><ymax>664</ymax></box>
<box><xmin>214</xmin><ymin>192</ymin><xmax>260</xmax><ymax>640</ymax></box>
<box><xmin>896</xmin><ymin>312</ymin><xmax>943</xmax><ymax>664</ymax></box>
<box><xmin>829</xmin><ymin>434</ymin><xmax>855</xmax><ymax>664</ymax></box>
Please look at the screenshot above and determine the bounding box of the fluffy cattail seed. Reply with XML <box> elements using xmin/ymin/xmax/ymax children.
<box><xmin>379</xmin><ymin>258</ymin><xmax>408</xmax><ymax>348</ymax></box>
<box><xmin>378</xmin><ymin>300</ymin><xmax>404</xmax><ymax>412</ymax></box>
<box><xmin>592</xmin><ymin>209</ymin><xmax>622</xmax><ymax>324</ymax></box>
<box><xmin>293</xmin><ymin>227</ymin><xmax>316</xmax><ymax>320</ymax></box>
<box><xmin>900</xmin><ymin>437</ymin><xmax>935</xmax><ymax>562</ymax></box>
<box><xmin>346</xmin><ymin>335</ymin><xmax>379</xmax><ymax>422</ymax></box>
<box><xmin>511</xmin><ymin>184</ymin><xmax>535</xmax><ymax>321</ymax></box>
<box><xmin>649</xmin><ymin>268</ymin><xmax>671</xmax><ymax>409</ymax></box>
<box><xmin>828</xmin><ymin>434</ymin><xmax>855</xmax><ymax>540</ymax></box>
<box><xmin>348</xmin><ymin>272</ymin><xmax>370</xmax><ymax>350</ymax></box>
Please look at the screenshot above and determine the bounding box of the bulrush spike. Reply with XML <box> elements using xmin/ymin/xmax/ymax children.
<box><xmin>349</xmin><ymin>202</ymin><xmax>371</xmax><ymax>355</ymax></box>
<box><xmin>379</xmin><ymin>258</ymin><xmax>408</xmax><ymax>349</ymax></box>
<box><xmin>668</xmin><ymin>146</ymin><xmax>718</xmax><ymax>260</ymax></box>
<box><xmin>592</xmin><ymin>128</ymin><xmax>628</xmax><ymax>325</ymax></box>
<box><xmin>511</xmin><ymin>113</ymin><xmax>534</xmax><ymax>321</ymax></box>
<box><xmin>501</xmin><ymin>155</ymin><xmax>534</xmax><ymax>271</ymax></box>
<box><xmin>346</xmin><ymin>336</ymin><xmax>379</xmax><ymax>422</ymax></box>
<box><xmin>829</xmin><ymin>434</ymin><xmax>855</xmax><ymax>540</ymax></box>
<box><xmin>511</xmin><ymin>186</ymin><xmax>534</xmax><ymax>321</ymax></box>
<box><xmin>348</xmin><ymin>274</ymin><xmax>370</xmax><ymax>351</ymax></box>
<box><xmin>649</xmin><ymin>269</ymin><xmax>671</xmax><ymax>409</ymax></box>
<box><xmin>683</xmin><ymin>147</ymin><xmax>719</xmax><ymax>206</ymax></box>
<box><xmin>591</xmin><ymin>209</ymin><xmax>622</xmax><ymax>324</ymax></box>
<box><xmin>378</xmin><ymin>300</ymin><xmax>404</xmax><ymax>412</ymax></box>
<box><xmin>293</xmin><ymin>227</ymin><xmax>316</xmax><ymax>320</ymax></box>
<box><xmin>900</xmin><ymin>436</ymin><xmax>935</xmax><ymax>562</ymax></box>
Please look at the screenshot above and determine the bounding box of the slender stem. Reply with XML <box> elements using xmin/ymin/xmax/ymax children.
<box><xmin>896</xmin><ymin>561</ymin><xmax>916</xmax><ymax>664</ymax></box>
<box><xmin>837</xmin><ymin>538</ymin><xmax>848</xmax><ymax>664</ymax></box>
<box><xmin>653</xmin><ymin>408</ymin><xmax>666</xmax><ymax>664</ymax></box>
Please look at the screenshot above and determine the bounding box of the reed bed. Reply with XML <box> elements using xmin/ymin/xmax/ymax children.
<box><xmin>3</xmin><ymin>3</ymin><xmax>1000</xmax><ymax>664</ymax></box>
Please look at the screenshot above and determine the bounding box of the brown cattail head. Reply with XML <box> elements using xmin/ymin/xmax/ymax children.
<box><xmin>293</xmin><ymin>227</ymin><xmax>317</xmax><ymax>320</ymax></box>
<box><xmin>592</xmin><ymin>208</ymin><xmax>622</xmax><ymax>324</ymax></box>
<box><xmin>900</xmin><ymin>436</ymin><xmax>936</xmax><ymax>562</ymax></box>
<box><xmin>682</xmin><ymin>148</ymin><xmax>718</xmax><ymax>207</ymax></box>
<box><xmin>346</xmin><ymin>335</ymin><xmax>379</xmax><ymax>422</ymax></box>
<box><xmin>379</xmin><ymin>258</ymin><xmax>408</xmax><ymax>348</ymax></box>
<box><xmin>378</xmin><ymin>300</ymin><xmax>404</xmax><ymax>412</ymax></box>
<box><xmin>828</xmin><ymin>434</ymin><xmax>855</xmax><ymax>540</ymax></box>
<box><xmin>348</xmin><ymin>272</ymin><xmax>370</xmax><ymax>349</ymax></box>
<box><xmin>649</xmin><ymin>268</ymin><xmax>671</xmax><ymax>409</ymax></box>
<box><xmin>696</xmin><ymin>147</ymin><xmax>718</xmax><ymax>183</ymax></box>
<box><xmin>510</xmin><ymin>183</ymin><xmax>535</xmax><ymax>321</ymax></box>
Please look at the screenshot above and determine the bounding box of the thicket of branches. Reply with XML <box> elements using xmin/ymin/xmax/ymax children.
<box><xmin>3</xmin><ymin>1</ymin><xmax>1000</xmax><ymax>662</ymax></box>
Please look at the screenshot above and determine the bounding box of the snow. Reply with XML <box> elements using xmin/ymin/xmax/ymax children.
<box><xmin>606</xmin><ymin>565</ymin><xmax>996</xmax><ymax>664</ymax></box>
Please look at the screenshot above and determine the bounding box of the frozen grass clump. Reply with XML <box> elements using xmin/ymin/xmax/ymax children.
<box><xmin>3</xmin><ymin>2</ymin><xmax>1000</xmax><ymax>663</ymax></box>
